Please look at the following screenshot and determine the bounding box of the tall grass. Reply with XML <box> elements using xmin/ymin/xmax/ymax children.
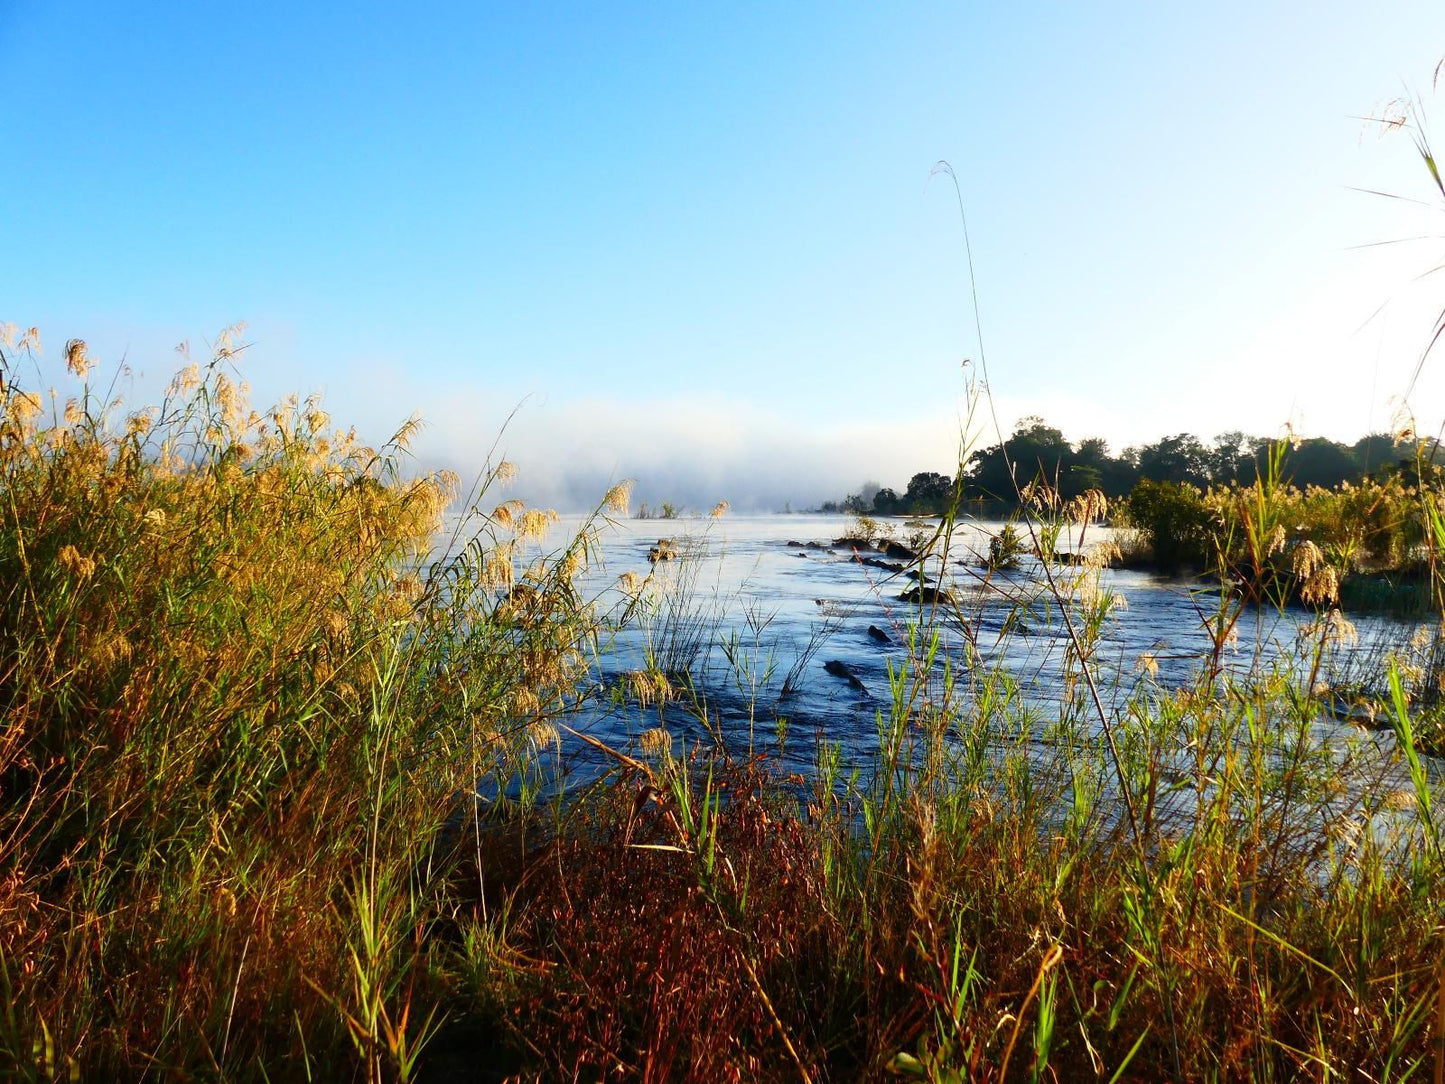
<box><xmin>0</xmin><ymin>329</ymin><xmax>613</xmax><ymax>1079</ymax></box>
<box><xmin>1119</xmin><ymin>454</ymin><xmax>1445</xmax><ymax>607</ymax></box>
<box><xmin>490</xmin><ymin>493</ymin><xmax>1445</xmax><ymax>1081</ymax></box>
<box><xmin>3</xmin><ymin>328</ymin><xmax>1443</xmax><ymax>1081</ymax></box>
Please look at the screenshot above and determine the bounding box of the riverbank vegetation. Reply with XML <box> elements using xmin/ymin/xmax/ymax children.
<box><xmin>824</xmin><ymin>418</ymin><xmax>1437</xmax><ymax>516</ymax></box>
<box><xmin>2</xmin><ymin>330</ymin><xmax>1444</xmax><ymax>1081</ymax></box>
<box><xmin>0</xmin><ymin>330</ymin><xmax>617</xmax><ymax>1080</ymax></box>
<box><xmin>826</xmin><ymin>420</ymin><xmax>1445</xmax><ymax>615</ymax></box>
<box><xmin>1112</xmin><ymin>437</ymin><xmax>1444</xmax><ymax>627</ymax></box>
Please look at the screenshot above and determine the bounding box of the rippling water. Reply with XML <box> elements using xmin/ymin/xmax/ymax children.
<box><xmin>523</xmin><ymin>513</ymin><xmax>1426</xmax><ymax>784</ymax></box>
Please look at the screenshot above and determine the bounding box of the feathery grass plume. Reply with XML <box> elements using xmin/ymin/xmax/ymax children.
<box><xmin>518</xmin><ymin>508</ymin><xmax>558</xmax><ymax>543</ymax></box>
<box><xmin>1067</xmin><ymin>488</ymin><xmax>1108</xmax><ymax>525</ymax></box>
<box><xmin>125</xmin><ymin>409</ymin><xmax>153</xmax><ymax>438</ymax></box>
<box><xmin>1019</xmin><ymin>479</ymin><xmax>1060</xmax><ymax>514</ymax></box>
<box><xmin>638</xmin><ymin>727</ymin><xmax>672</xmax><ymax>756</ymax></box>
<box><xmin>7</xmin><ymin>389</ymin><xmax>42</xmax><ymax>428</ymax></box>
<box><xmin>1301</xmin><ymin>565</ymin><xmax>1341</xmax><ymax>607</ymax></box>
<box><xmin>1080</xmin><ymin>539</ymin><xmax>1123</xmax><ymax>571</ymax></box>
<box><xmin>551</xmin><ymin>545</ymin><xmax>585</xmax><ymax>583</ymax></box>
<box><xmin>709</xmin><ymin>500</ymin><xmax>730</xmax><ymax>519</ymax></box>
<box><xmin>604</xmin><ymin>480</ymin><xmax>633</xmax><ymax>514</ymax></box>
<box><xmin>0</xmin><ymin>329</ymin><xmax>613</xmax><ymax>1079</ymax></box>
<box><xmin>63</xmin><ymin>338</ymin><xmax>92</xmax><ymax>379</ymax></box>
<box><xmin>1304</xmin><ymin>608</ymin><xmax>1360</xmax><ymax>648</ymax></box>
<box><xmin>170</xmin><ymin>361</ymin><xmax>202</xmax><ymax>396</ymax></box>
<box><xmin>1292</xmin><ymin>539</ymin><xmax>1325</xmax><ymax>580</ymax></box>
<box><xmin>1266</xmin><ymin>522</ymin><xmax>1287</xmax><ymax>557</ymax></box>
<box><xmin>525</xmin><ymin>720</ymin><xmax>560</xmax><ymax>752</ymax></box>
<box><xmin>623</xmin><ymin>668</ymin><xmax>673</xmax><ymax>707</ymax></box>
<box><xmin>491</xmin><ymin>498</ymin><xmax>523</xmax><ymax>527</ymax></box>
<box><xmin>55</xmin><ymin>543</ymin><xmax>96</xmax><ymax>581</ymax></box>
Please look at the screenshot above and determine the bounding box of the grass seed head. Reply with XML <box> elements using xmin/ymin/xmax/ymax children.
<box><xmin>604</xmin><ymin>480</ymin><xmax>633</xmax><ymax>514</ymax></box>
<box><xmin>56</xmin><ymin>544</ymin><xmax>96</xmax><ymax>581</ymax></box>
<box><xmin>639</xmin><ymin>727</ymin><xmax>672</xmax><ymax>756</ymax></box>
<box><xmin>64</xmin><ymin>339</ymin><xmax>92</xmax><ymax>379</ymax></box>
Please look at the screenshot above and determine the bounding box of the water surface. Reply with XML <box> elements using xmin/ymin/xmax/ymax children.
<box><xmin>532</xmin><ymin>513</ymin><xmax>1422</xmax><ymax>783</ymax></box>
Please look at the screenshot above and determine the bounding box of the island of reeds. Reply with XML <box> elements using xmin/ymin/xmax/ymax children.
<box><xmin>2</xmin><ymin>327</ymin><xmax>1445</xmax><ymax>1082</ymax></box>
<box><xmin>822</xmin><ymin>414</ymin><xmax>1445</xmax><ymax>623</ymax></box>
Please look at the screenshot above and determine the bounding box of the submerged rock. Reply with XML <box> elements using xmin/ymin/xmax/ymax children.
<box><xmin>851</xmin><ymin>554</ymin><xmax>904</xmax><ymax>574</ymax></box>
<box><xmin>867</xmin><ymin>624</ymin><xmax>891</xmax><ymax>644</ymax></box>
<box><xmin>1321</xmin><ymin>689</ymin><xmax>1390</xmax><ymax>729</ymax></box>
<box><xmin>823</xmin><ymin>659</ymin><xmax>868</xmax><ymax>693</ymax></box>
<box><xmin>899</xmin><ymin>585</ymin><xmax>952</xmax><ymax>605</ymax></box>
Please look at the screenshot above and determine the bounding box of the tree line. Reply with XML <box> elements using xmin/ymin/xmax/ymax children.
<box><xmin>820</xmin><ymin>416</ymin><xmax>1434</xmax><ymax>515</ymax></box>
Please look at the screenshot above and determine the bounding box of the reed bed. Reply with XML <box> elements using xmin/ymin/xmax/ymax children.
<box><xmin>491</xmin><ymin>493</ymin><xmax>1445</xmax><ymax>1082</ymax></box>
<box><xmin>1</xmin><ymin>329</ymin><xmax>1443</xmax><ymax>1081</ymax></box>
<box><xmin>0</xmin><ymin>331</ymin><xmax>613</xmax><ymax>1080</ymax></box>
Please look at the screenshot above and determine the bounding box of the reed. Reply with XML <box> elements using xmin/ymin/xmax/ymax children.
<box><xmin>487</xmin><ymin>493</ymin><xmax>1445</xmax><ymax>1081</ymax></box>
<box><xmin>3</xmin><ymin>328</ymin><xmax>1443</xmax><ymax>1081</ymax></box>
<box><xmin>0</xmin><ymin>329</ymin><xmax>609</xmax><ymax>1079</ymax></box>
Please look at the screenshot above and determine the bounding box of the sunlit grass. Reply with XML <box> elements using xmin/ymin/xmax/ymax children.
<box><xmin>0</xmin><ymin>329</ymin><xmax>609</xmax><ymax>1080</ymax></box>
<box><xmin>1</xmin><ymin>327</ymin><xmax>1443</xmax><ymax>1081</ymax></box>
<box><xmin>488</xmin><ymin>481</ymin><xmax>1445</xmax><ymax>1081</ymax></box>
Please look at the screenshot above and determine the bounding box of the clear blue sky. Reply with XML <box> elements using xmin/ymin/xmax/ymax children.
<box><xmin>4</xmin><ymin>2</ymin><xmax>1445</xmax><ymax>508</ymax></box>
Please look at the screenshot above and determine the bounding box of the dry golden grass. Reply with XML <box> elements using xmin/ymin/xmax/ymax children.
<box><xmin>0</xmin><ymin>331</ymin><xmax>606</xmax><ymax>1080</ymax></box>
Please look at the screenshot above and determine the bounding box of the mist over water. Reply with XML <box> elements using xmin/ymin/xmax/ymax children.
<box><xmin>421</xmin><ymin>395</ymin><xmax>970</xmax><ymax>513</ymax></box>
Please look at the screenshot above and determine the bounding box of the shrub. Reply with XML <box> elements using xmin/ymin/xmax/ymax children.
<box><xmin>1121</xmin><ymin>479</ymin><xmax>1214</xmax><ymax>570</ymax></box>
<box><xmin>986</xmin><ymin>523</ymin><xmax>1025</xmax><ymax>570</ymax></box>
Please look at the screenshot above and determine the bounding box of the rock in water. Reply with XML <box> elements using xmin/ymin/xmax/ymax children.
<box><xmin>899</xmin><ymin>585</ymin><xmax>951</xmax><ymax>605</ymax></box>
<box><xmin>823</xmin><ymin>659</ymin><xmax>868</xmax><ymax>693</ymax></box>
<box><xmin>851</xmin><ymin>554</ymin><xmax>904</xmax><ymax>573</ymax></box>
<box><xmin>867</xmin><ymin>625</ymin><xmax>891</xmax><ymax>644</ymax></box>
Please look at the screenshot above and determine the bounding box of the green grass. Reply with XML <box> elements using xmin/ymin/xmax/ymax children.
<box><xmin>1117</xmin><ymin>462</ymin><xmax>1445</xmax><ymax>615</ymax></box>
<box><xmin>0</xmin><ymin>333</ymin><xmax>618</xmax><ymax>1080</ymax></box>
<box><xmin>2</xmin><ymin>332</ymin><xmax>1443</xmax><ymax>1081</ymax></box>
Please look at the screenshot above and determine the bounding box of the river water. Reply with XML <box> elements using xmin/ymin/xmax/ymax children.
<box><xmin>526</xmin><ymin>512</ymin><xmax>1428</xmax><ymax>783</ymax></box>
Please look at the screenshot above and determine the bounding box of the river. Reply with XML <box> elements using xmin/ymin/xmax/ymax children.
<box><xmin>511</xmin><ymin>512</ymin><xmax>1430</xmax><ymax>785</ymax></box>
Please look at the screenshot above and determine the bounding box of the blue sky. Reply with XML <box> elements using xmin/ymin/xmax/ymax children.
<box><xmin>4</xmin><ymin>2</ymin><xmax>1445</xmax><ymax>509</ymax></box>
